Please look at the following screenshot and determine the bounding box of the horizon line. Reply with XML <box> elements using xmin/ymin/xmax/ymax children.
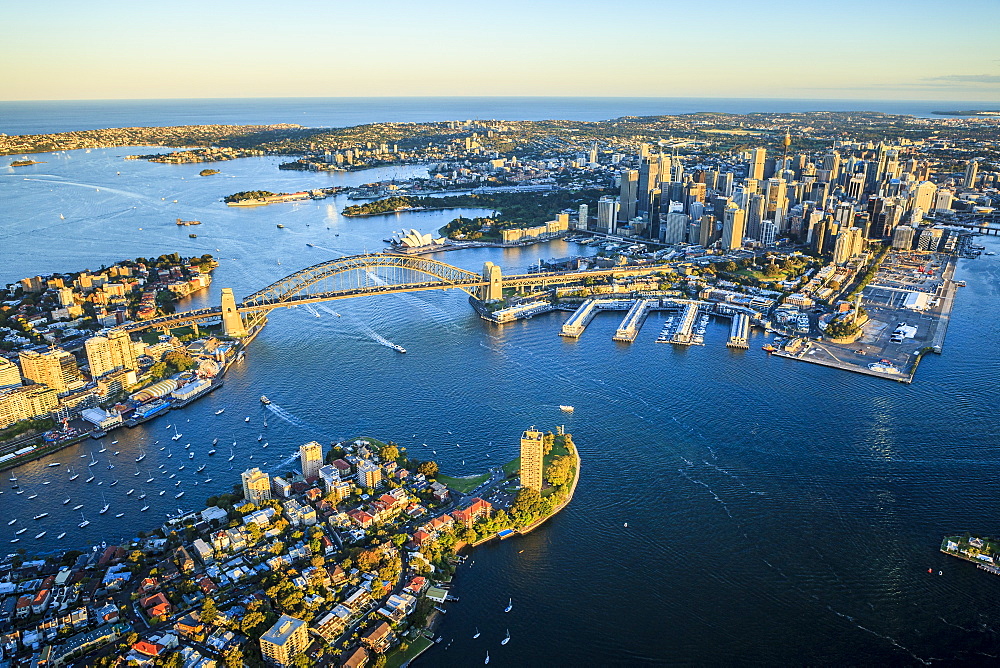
<box><xmin>2</xmin><ymin>95</ymin><xmax>999</xmax><ymax>104</ymax></box>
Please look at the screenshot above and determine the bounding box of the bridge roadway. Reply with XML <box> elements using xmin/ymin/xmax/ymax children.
<box><xmin>124</xmin><ymin>255</ymin><xmax>675</xmax><ymax>333</ymax></box>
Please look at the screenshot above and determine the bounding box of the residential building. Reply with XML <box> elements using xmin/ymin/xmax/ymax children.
<box><xmin>19</xmin><ymin>347</ymin><xmax>81</xmax><ymax>394</ymax></box>
<box><xmin>260</xmin><ymin>614</ymin><xmax>309</xmax><ymax>667</ymax></box>
<box><xmin>85</xmin><ymin>329</ymin><xmax>138</xmax><ymax>379</ymax></box>
<box><xmin>520</xmin><ymin>427</ymin><xmax>544</xmax><ymax>492</ymax></box>
<box><xmin>0</xmin><ymin>383</ymin><xmax>58</xmax><ymax>429</ymax></box>
<box><xmin>0</xmin><ymin>357</ymin><xmax>21</xmax><ymax>389</ymax></box>
<box><xmin>356</xmin><ymin>461</ymin><xmax>382</xmax><ymax>490</ymax></box>
<box><xmin>299</xmin><ymin>440</ymin><xmax>323</xmax><ymax>480</ymax></box>
<box><xmin>241</xmin><ymin>467</ymin><xmax>272</xmax><ymax>504</ymax></box>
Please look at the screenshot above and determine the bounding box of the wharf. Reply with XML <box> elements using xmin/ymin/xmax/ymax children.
<box><xmin>771</xmin><ymin>345</ymin><xmax>913</xmax><ymax>383</ymax></box>
<box><xmin>612</xmin><ymin>299</ymin><xmax>654</xmax><ymax>342</ymax></box>
<box><xmin>170</xmin><ymin>379</ymin><xmax>223</xmax><ymax>409</ymax></box>
<box><xmin>727</xmin><ymin>313</ymin><xmax>750</xmax><ymax>349</ymax></box>
<box><xmin>670</xmin><ymin>302</ymin><xmax>701</xmax><ymax>345</ymax></box>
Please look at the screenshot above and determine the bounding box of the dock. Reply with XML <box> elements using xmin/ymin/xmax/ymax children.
<box><xmin>560</xmin><ymin>298</ymin><xmax>600</xmax><ymax>337</ymax></box>
<box><xmin>670</xmin><ymin>302</ymin><xmax>700</xmax><ymax>345</ymax></box>
<box><xmin>612</xmin><ymin>299</ymin><xmax>654</xmax><ymax>342</ymax></box>
<box><xmin>727</xmin><ymin>313</ymin><xmax>750</xmax><ymax>349</ymax></box>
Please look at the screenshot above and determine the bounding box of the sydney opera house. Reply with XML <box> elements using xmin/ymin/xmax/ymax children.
<box><xmin>389</xmin><ymin>228</ymin><xmax>448</xmax><ymax>251</ymax></box>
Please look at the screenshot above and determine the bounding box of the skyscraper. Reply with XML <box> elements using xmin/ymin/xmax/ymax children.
<box><xmin>242</xmin><ymin>467</ymin><xmax>272</xmax><ymax>504</ymax></box>
<box><xmin>520</xmin><ymin>427</ymin><xmax>544</xmax><ymax>492</ymax></box>
<box><xmin>85</xmin><ymin>329</ymin><xmax>138</xmax><ymax>379</ymax></box>
<box><xmin>749</xmin><ymin>148</ymin><xmax>766</xmax><ymax>181</ymax></box>
<box><xmin>577</xmin><ymin>204</ymin><xmax>589</xmax><ymax>230</ymax></box>
<box><xmin>721</xmin><ymin>204</ymin><xmax>746</xmax><ymax>251</ymax></box>
<box><xmin>597</xmin><ymin>196</ymin><xmax>619</xmax><ymax>234</ymax></box>
<box><xmin>963</xmin><ymin>160</ymin><xmax>979</xmax><ymax>189</ymax></box>
<box><xmin>18</xmin><ymin>348</ymin><xmax>80</xmax><ymax>395</ymax></box>
<box><xmin>637</xmin><ymin>156</ymin><xmax>662</xmax><ymax>218</ymax></box>
<box><xmin>618</xmin><ymin>170</ymin><xmax>639</xmax><ymax>223</ymax></box>
<box><xmin>299</xmin><ymin>441</ymin><xmax>323</xmax><ymax>481</ymax></box>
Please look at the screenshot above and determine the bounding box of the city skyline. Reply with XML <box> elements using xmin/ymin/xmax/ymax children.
<box><xmin>2</xmin><ymin>0</ymin><xmax>999</xmax><ymax>101</ymax></box>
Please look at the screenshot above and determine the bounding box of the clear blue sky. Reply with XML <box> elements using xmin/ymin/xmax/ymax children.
<box><xmin>3</xmin><ymin>0</ymin><xmax>998</xmax><ymax>101</ymax></box>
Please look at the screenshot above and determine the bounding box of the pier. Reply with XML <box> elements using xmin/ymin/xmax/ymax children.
<box><xmin>670</xmin><ymin>302</ymin><xmax>700</xmax><ymax>345</ymax></box>
<box><xmin>727</xmin><ymin>313</ymin><xmax>750</xmax><ymax>349</ymax></box>
<box><xmin>612</xmin><ymin>299</ymin><xmax>654</xmax><ymax>342</ymax></box>
<box><xmin>560</xmin><ymin>299</ymin><xmax>600</xmax><ymax>337</ymax></box>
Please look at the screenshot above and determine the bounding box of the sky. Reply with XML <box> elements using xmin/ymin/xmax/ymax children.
<box><xmin>2</xmin><ymin>0</ymin><xmax>999</xmax><ymax>102</ymax></box>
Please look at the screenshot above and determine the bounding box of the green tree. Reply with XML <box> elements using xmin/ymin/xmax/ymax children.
<box><xmin>380</xmin><ymin>443</ymin><xmax>400</xmax><ymax>462</ymax></box>
<box><xmin>201</xmin><ymin>596</ymin><xmax>218</xmax><ymax>625</ymax></box>
<box><xmin>417</xmin><ymin>461</ymin><xmax>438</xmax><ymax>477</ymax></box>
<box><xmin>546</xmin><ymin>455</ymin><xmax>574</xmax><ymax>487</ymax></box>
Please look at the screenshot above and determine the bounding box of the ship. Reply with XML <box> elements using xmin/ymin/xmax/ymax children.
<box><xmin>762</xmin><ymin>344</ymin><xmax>777</xmax><ymax>353</ymax></box>
<box><xmin>189</xmin><ymin>233</ymin><xmax>197</xmax><ymax>238</ymax></box>
<box><xmin>260</xmin><ymin>395</ymin><xmax>271</xmax><ymax>405</ymax></box>
<box><xmin>276</xmin><ymin>224</ymin><xmax>285</xmax><ymax>229</ymax></box>
<box><xmin>175</xmin><ymin>219</ymin><xmax>201</xmax><ymax>226</ymax></box>
<box><xmin>390</xmin><ymin>343</ymin><xmax>406</xmax><ymax>354</ymax></box>
<box><xmin>559</xmin><ymin>405</ymin><xmax>574</xmax><ymax>413</ymax></box>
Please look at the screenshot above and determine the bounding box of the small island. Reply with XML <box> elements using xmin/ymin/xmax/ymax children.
<box><xmin>199</xmin><ymin>168</ymin><xmax>220</xmax><ymax>176</ymax></box>
<box><xmin>224</xmin><ymin>190</ymin><xmax>313</xmax><ymax>206</ymax></box>
<box><xmin>10</xmin><ymin>159</ymin><xmax>43</xmax><ymax>167</ymax></box>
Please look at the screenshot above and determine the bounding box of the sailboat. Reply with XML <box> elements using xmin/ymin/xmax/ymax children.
<box><xmin>504</xmin><ymin>599</ymin><xmax>513</xmax><ymax>613</ymax></box>
<box><xmin>172</xmin><ymin>425</ymin><xmax>182</xmax><ymax>441</ymax></box>
<box><xmin>138</xmin><ymin>493</ymin><xmax>146</xmax><ymax>500</ymax></box>
<box><xmin>89</xmin><ymin>452</ymin><xmax>98</xmax><ymax>467</ymax></box>
<box><xmin>99</xmin><ymin>494</ymin><xmax>110</xmax><ymax>514</ymax></box>
<box><xmin>215</xmin><ymin>408</ymin><xmax>225</xmax><ymax>415</ymax></box>
<box><xmin>63</xmin><ymin>497</ymin><xmax>71</xmax><ymax>505</ymax></box>
<box><xmin>98</xmin><ymin>444</ymin><xmax>107</xmax><ymax>453</ymax></box>
<box><xmin>68</xmin><ymin>468</ymin><xmax>79</xmax><ymax>481</ymax></box>
<box><xmin>85</xmin><ymin>474</ymin><xmax>94</xmax><ymax>483</ymax></box>
<box><xmin>72</xmin><ymin>504</ymin><xmax>83</xmax><ymax>511</ymax></box>
<box><xmin>501</xmin><ymin>630</ymin><xmax>510</xmax><ymax>645</ymax></box>
<box><xmin>57</xmin><ymin>532</ymin><xmax>66</xmax><ymax>539</ymax></box>
<box><xmin>196</xmin><ymin>464</ymin><xmax>206</xmax><ymax>472</ymax></box>
<box><xmin>126</xmin><ymin>489</ymin><xmax>134</xmax><ymax>496</ymax></box>
<box><xmin>146</xmin><ymin>473</ymin><xmax>154</xmax><ymax>483</ymax></box>
<box><xmin>78</xmin><ymin>513</ymin><xmax>90</xmax><ymax>528</ymax></box>
<box><xmin>6</xmin><ymin>518</ymin><xmax>15</xmax><ymax>525</ymax></box>
<box><xmin>228</xmin><ymin>448</ymin><xmax>235</xmax><ymax>462</ymax></box>
<box><xmin>140</xmin><ymin>504</ymin><xmax>149</xmax><ymax>511</ymax></box>
<box><xmin>136</xmin><ymin>450</ymin><xmax>146</xmax><ymax>462</ymax></box>
<box><xmin>473</xmin><ymin>627</ymin><xmax>480</xmax><ymax>639</ymax></box>
<box><xmin>204</xmin><ymin>478</ymin><xmax>212</xmax><ymax>483</ymax></box>
<box><xmin>485</xmin><ymin>652</ymin><xmax>490</xmax><ymax>665</ymax></box>
<box><xmin>134</xmin><ymin>465</ymin><xmax>141</xmax><ymax>477</ymax></box>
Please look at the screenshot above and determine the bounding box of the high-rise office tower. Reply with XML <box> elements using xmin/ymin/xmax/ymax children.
<box><xmin>242</xmin><ymin>467</ymin><xmax>272</xmax><ymax>504</ymax></box>
<box><xmin>19</xmin><ymin>348</ymin><xmax>80</xmax><ymax>394</ymax></box>
<box><xmin>721</xmin><ymin>204</ymin><xmax>746</xmax><ymax>251</ymax></box>
<box><xmin>749</xmin><ymin>148</ymin><xmax>766</xmax><ymax>180</ymax></box>
<box><xmin>698</xmin><ymin>214</ymin><xmax>717</xmax><ymax>247</ymax></box>
<box><xmin>663</xmin><ymin>213</ymin><xmax>689</xmax><ymax>245</ymax></box>
<box><xmin>588</xmin><ymin>143</ymin><xmax>598</xmax><ymax>166</ymax></box>
<box><xmin>718</xmin><ymin>172</ymin><xmax>734</xmax><ymax>197</ymax></box>
<box><xmin>597</xmin><ymin>196</ymin><xmax>619</xmax><ymax>234</ymax></box>
<box><xmin>647</xmin><ymin>188</ymin><xmax>663</xmax><ymax>240</ymax></box>
<box><xmin>963</xmin><ymin>160</ymin><xmax>979</xmax><ymax>189</ymax></box>
<box><xmin>745</xmin><ymin>194</ymin><xmax>765</xmax><ymax>240</ymax></box>
<box><xmin>299</xmin><ymin>441</ymin><xmax>323</xmax><ymax>480</ymax></box>
<box><xmin>618</xmin><ymin>170</ymin><xmax>639</xmax><ymax>223</ymax></box>
<box><xmin>520</xmin><ymin>427</ymin><xmax>544</xmax><ymax>492</ymax></box>
<box><xmin>764</xmin><ymin>178</ymin><xmax>787</xmax><ymax>217</ymax></box>
<box><xmin>577</xmin><ymin>204</ymin><xmax>589</xmax><ymax>230</ymax></box>
<box><xmin>637</xmin><ymin>157</ymin><xmax>662</xmax><ymax>218</ymax></box>
<box><xmin>759</xmin><ymin>221</ymin><xmax>778</xmax><ymax>246</ymax></box>
<box><xmin>822</xmin><ymin>151</ymin><xmax>842</xmax><ymax>181</ymax></box>
<box><xmin>833</xmin><ymin>227</ymin><xmax>864</xmax><ymax>265</ymax></box>
<box><xmin>811</xmin><ymin>218</ymin><xmax>829</xmax><ymax>256</ymax></box>
<box><xmin>910</xmin><ymin>181</ymin><xmax>937</xmax><ymax>213</ymax></box>
<box><xmin>85</xmin><ymin>329</ymin><xmax>138</xmax><ymax>380</ymax></box>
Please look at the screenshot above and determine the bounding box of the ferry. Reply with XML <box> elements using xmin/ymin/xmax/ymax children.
<box><xmin>559</xmin><ymin>405</ymin><xmax>574</xmax><ymax>413</ymax></box>
<box><xmin>390</xmin><ymin>343</ymin><xmax>407</xmax><ymax>354</ymax></box>
<box><xmin>762</xmin><ymin>344</ymin><xmax>777</xmax><ymax>353</ymax></box>
<box><xmin>260</xmin><ymin>395</ymin><xmax>271</xmax><ymax>405</ymax></box>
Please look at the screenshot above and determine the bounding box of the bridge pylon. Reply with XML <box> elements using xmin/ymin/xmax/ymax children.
<box><xmin>481</xmin><ymin>262</ymin><xmax>503</xmax><ymax>302</ymax></box>
<box><xmin>221</xmin><ymin>288</ymin><xmax>247</xmax><ymax>338</ymax></box>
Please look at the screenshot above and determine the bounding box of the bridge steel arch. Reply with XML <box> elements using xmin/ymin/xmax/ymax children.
<box><xmin>240</xmin><ymin>253</ymin><xmax>486</xmax><ymax>309</ymax></box>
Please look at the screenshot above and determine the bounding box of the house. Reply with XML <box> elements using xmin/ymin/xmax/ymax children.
<box><xmin>333</xmin><ymin>459</ymin><xmax>353</xmax><ymax>476</ymax></box>
<box><xmin>360</xmin><ymin>621</ymin><xmax>394</xmax><ymax>652</ymax></box>
<box><xmin>452</xmin><ymin>498</ymin><xmax>493</xmax><ymax>528</ymax></box>
<box><xmin>140</xmin><ymin>592</ymin><xmax>173</xmax><ymax>619</ymax></box>
<box><xmin>341</xmin><ymin>645</ymin><xmax>369</xmax><ymax>668</ymax></box>
<box><xmin>347</xmin><ymin>509</ymin><xmax>375</xmax><ymax>528</ymax></box>
<box><xmin>133</xmin><ymin>639</ymin><xmax>167</xmax><ymax>657</ymax></box>
<box><xmin>31</xmin><ymin>588</ymin><xmax>52</xmax><ymax>615</ymax></box>
<box><xmin>409</xmin><ymin>530</ymin><xmax>432</xmax><ymax>548</ymax></box>
<box><xmin>173</xmin><ymin>610</ymin><xmax>205</xmax><ymax>640</ymax></box>
<box><xmin>405</xmin><ymin>576</ymin><xmax>427</xmax><ymax>595</ymax></box>
<box><xmin>192</xmin><ymin>538</ymin><xmax>214</xmax><ymax>564</ymax></box>
<box><xmin>428</xmin><ymin>481</ymin><xmax>450</xmax><ymax>502</ymax></box>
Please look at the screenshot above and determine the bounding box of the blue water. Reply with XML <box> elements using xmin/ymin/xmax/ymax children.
<box><xmin>0</xmin><ymin>97</ymin><xmax>991</xmax><ymax>136</ymax></box>
<box><xmin>2</xmin><ymin>104</ymin><xmax>1000</xmax><ymax>664</ymax></box>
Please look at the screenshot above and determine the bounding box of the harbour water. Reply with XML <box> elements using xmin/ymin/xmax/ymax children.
<box><xmin>3</xmin><ymin>140</ymin><xmax>1000</xmax><ymax>664</ymax></box>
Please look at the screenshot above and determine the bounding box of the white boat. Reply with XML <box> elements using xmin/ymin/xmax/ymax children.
<box><xmin>6</xmin><ymin>518</ymin><xmax>16</xmax><ymax>526</ymax></box>
<box><xmin>473</xmin><ymin>627</ymin><xmax>480</xmax><ymax>639</ymax></box>
<box><xmin>245</xmin><ymin>416</ymin><xmax>250</xmax><ymax>422</ymax></box>
<box><xmin>501</xmin><ymin>630</ymin><xmax>510</xmax><ymax>645</ymax></box>
<box><xmin>184</xmin><ymin>443</ymin><xmax>191</xmax><ymax>449</ymax></box>
<box><xmin>109</xmin><ymin>480</ymin><xmax>118</xmax><ymax>486</ymax></box>
<box><xmin>138</xmin><ymin>493</ymin><xmax>146</xmax><ymax>499</ymax></box>
<box><xmin>72</xmin><ymin>504</ymin><xmax>83</xmax><ymax>511</ymax></box>
<box><xmin>110</xmin><ymin>440</ymin><xmax>118</xmax><ymax>445</ymax></box>
<box><xmin>68</xmin><ymin>469</ymin><xmax>79</xmax><ymax>481</ymax></box>
<box><xmin>15</xmin><ymin>528</ymin><xmax>26</xmax><ymax>535</ymax></box>
<box><xmin>33</xmin><ymin>513</ymin><xmax>48</xmax><ymax>520</ymax></box>
<box><xmin>208</xmin><ymin>449</ymin><xmax>216</xmax><ymax>456</ymax></box>
<box><xmin>504</xmin><ymin>598</ymin><xmax>513</xmax><ymax>613</ymax></box>
<box><xmin>85</xmin><ymin>475</ymin><xmax>94</xmax><ymax>483</ymax></box>
<box><xmin>215</xmin><ymin>409</ymin><xmax>225</xmax><ymax>415</ymax></box>
<box><xmin>141</xmin><ymin>505</ymin><xmax>149</xmax><ymax>511</ymax></box>
<box><xmin>47</xmin><ymin>462</ymin><xmax>60</xmax><ymax>467</ymax></box>
<box><xmin>159</xmin><ymin>490</ymin><xmax>166</xmax><ymax>495</ymax></box>
<box><xmin>115</xmin><ymin>513</ymin><xmax>125</xmax><ymax>518</ymax></box>
<box><xmin>175</xmin><ymin>491</ymin><xmax>185</xmax><ymax>499</ymax></box>
<box><xmin>99</xmin><ymin>494</ymin><xmax>110</xmax><ymax>515</ymax></box>
<box><xmin>79</xmin><ymin>514</ymin><xmax>90</xmax><ymax>528</ymax></box>
<box><xmin>197</xmin><ymin>465</ymin><xmax>206</xmax><ymax>472</ymax></box>
<box><xmin>485</xmin><ymin>652</ymin><xmax>490</xmax><ymax>665</ymax></box>
<box><xmin>136</xmin><ymin>451</ymin><xmax>146</xmax><ymax>462</ymax></box>
<box><xmin>98</xmin><ymin>445</ymin><xmax>107</xmax><ymax>453</ymax></box>
<box><xmin>212</xmin><ymin>438</ymin><xmax>218</xmax><ymax>445</ymax></box>
<box><xmin>9</xmin><ymin>538</ymin><xmax>18</xmax><ymax>543</ymax></box>
<box><xmin>57</xmin><ymin>532</ymin><xmax>66</xmax><ymax>539</ymax></box>
<box><xmin>89</xmin><ymin>452</ymin><xmax>98</xmax><ymax>466</ymax></box>
<box><xmin>189</xmin><ymin>452</ymin><xmax>194</xmax><ymax>459</ymax></box>
<box><xmin>35</xmin><ymin>531</ymin><xmax>46</xmax><ymax>539</ymax></box>
<box><xmin>126</xmin><ymin>489</ymin><xmax>134</xmax><ymax>496</ymax></box>
<box><xmin>204</xmin><ymin>478</ymin><xmax>212</xmax><ymax>483</ymax></box>
<box><xmin>559</xmin><ymin>405</ymin><xmax>574</xmax><ymax>413</ymax></box>
<box><xmin>228</xmin><ymin>449</ymin><xmax>235</xmax><ymax>462</ymax></box>
<box><xmin>258</xmin><ymin>434</ymin><xmax>263</xmax><ymax>441</ymax></box>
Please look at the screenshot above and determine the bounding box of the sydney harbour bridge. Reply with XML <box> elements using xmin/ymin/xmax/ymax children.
<box><xmin>123</xmin><ymin>253</ymin><xmax>672</xmax><ymax>337</ymax></box>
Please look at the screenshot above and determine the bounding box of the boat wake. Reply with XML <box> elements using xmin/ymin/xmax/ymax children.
<box><xmin>359</xmin><ymin>322</ymin><xmax>404</xmax><ymax>352</ymax></box>
<box><xmin>264</xmin><ymin>402</ymin><xmax>309</xmax><ymax>429</ymax></box>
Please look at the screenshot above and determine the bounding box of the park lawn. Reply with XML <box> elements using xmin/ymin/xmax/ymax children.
<box><xmin>386</xmin><ymin>634</ymin><xmax>434</xmax><ymax>668</ymax></box>
<box><xmin>437</xmin><ymin>472</ymin><xmax>489</xmax><ymax>494</ymax></box>
<box><xmin>503</xmin><ymin>456</ymin><xmax>520</xmax><ymax>476</ymax></box>
<box><xmin>139</xmin><ymin>324</ymin><xmax>213</xmax><ymax>345</ymax></box>
<box><xmin>504</xmin><ymin>434</ymin><xmax>572</xmax><ymax>478</ymax></box>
